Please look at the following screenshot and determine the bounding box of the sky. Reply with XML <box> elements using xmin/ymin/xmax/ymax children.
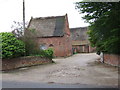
<box><xmin>0</xmin><ymin>0</ymin><xmax>89</xmax><ymax>32</ymax></box>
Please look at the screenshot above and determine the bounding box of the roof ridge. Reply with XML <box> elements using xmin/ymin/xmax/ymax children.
<box><xmin>70</xmin><ymin>27</ymin><xmax>88</xmax><ymax>30</ymax></box>
<box><xmin>33</xmin><ymin>15</ymin><xmax>65</xmax><ymax>20</ymax></box>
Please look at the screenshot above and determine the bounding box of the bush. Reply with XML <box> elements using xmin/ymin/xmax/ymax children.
<box><xmin>42</xmin><ymin>48</ymin><xmax>54</xmax><ymax>59</ymax></box>
<box><xmin>30</xmin><ymin>48</ymin><xmax>54</xmax><ymax>59</ymax></box>
<box><xmin>0</xmin><ymin>32</ymin><xmax>25</xmax><ymax>59</ymax></box>
<box><xmin>21</xmin><ymin>29</ymin><xmax>38</xmax><ymax>56</ymax></box>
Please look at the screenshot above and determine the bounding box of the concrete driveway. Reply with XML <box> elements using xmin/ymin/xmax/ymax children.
<box><xmin>1</xmin><ymin>53</ymin><xmax>118</xmax><ymax>88</ymax></box>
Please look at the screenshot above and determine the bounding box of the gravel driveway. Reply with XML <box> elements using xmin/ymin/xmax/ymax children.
<box><xmin>1</xmin><ymin>53</ymin><xmax>118</xmax><ymax>87</ymax></box>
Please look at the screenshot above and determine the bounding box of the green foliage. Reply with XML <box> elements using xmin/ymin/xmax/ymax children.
<box><xmin>30</xmin><ymin>48</ymin><xmax>54</xmax><ymax>59</ymax></box>
<box><xmin>39</xmin><ymin>48</ymin><xmax>53</xmax><ymax>59</ymax></box>
<box><xmin>21</xmin><ymin>29</ymin><xmax>38</xmax><ymax>56</ymax></box>
<box><xmin>0</xmin><ymin>32</ymin><xmax>25</xmax><ymax>59</ymax></box>
<box><xmin>75</xmin><ymin>2</ymin><xmax>120</xmax><ymax>54</ymax></box>
<box><xmin>73</xmin><ymin>52</ymin><xmax>77</xmax><ymax>54</ymax></box>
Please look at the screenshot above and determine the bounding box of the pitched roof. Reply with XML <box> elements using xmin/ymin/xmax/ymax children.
<box><xmin>70</xmin><ymin>27</ymin><xmax>89</xmax><ymax>41</ymax></box>
<box><xmin>27</xmin><ymin>15</ymin><xmax>66</xmax><ymax>37</ymax></box>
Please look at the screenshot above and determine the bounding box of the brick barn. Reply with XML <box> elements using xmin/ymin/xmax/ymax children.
<box><xmin>70</xmin><ymin>27</ymin><xmax>95</xmax><ymax>53</ymax></box>
<box><xmin>27</xmin><ymin>14</ymin><xmax>72</xmax><ymax>57</ymax></box>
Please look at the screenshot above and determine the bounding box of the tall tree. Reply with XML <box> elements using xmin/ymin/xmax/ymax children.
<box><xmin>11</xmin><ymin>21</ymin><xmax>28</xmax><ymax>38</ymax></box>
<box><xmin>75</xmin><ymin>2</ymin><xmax>120</xmax><ymax>54</ymax></box>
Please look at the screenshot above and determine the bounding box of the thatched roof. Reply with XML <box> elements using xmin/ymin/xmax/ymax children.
<box><xmin>27</xmin><ymin>15</ymin><xmax>66</xmax><ymax>37</ymax></box>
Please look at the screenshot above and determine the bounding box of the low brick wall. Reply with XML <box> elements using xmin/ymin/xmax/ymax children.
<box><xmin>1</xmin><ymin>56</ymin><xmax>53</xmax><ymax>71</ymax></box>
<box><xmin>104</xmin><ymin>54</ymin><xmax>120</xmax><ymax>67</ymax></box>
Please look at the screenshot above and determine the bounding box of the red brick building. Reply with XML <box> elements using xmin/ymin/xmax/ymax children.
<box><xmin>27</xmin><ymin>14</ymin><xmax>72</xmax><ymax>57</ymax></box>
<box><xmin>70</xmin><ymin>27</ymin><xmax>95</xmax><ymax>53</ymax></box>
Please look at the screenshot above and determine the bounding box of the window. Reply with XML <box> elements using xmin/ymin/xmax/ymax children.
<box><xmin>40</xmin><ymin>44</ymin><xmax>47</xmax><ymax>50</ymax></box>
<box><xmin>49</xmin><ymin>44</ymin><xmax>54</xmax><ymax>47</ymax></box>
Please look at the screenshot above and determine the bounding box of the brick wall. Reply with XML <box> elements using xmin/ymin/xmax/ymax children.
<box><xmin>1</xmin><ymin>56</ymin><xmax>52</xmax><ymax>70</ymax></box>
<box><xmin>37</xmin><ymin>36</ymin><xmax>72</xmax><ymax>57</ymax></box>
<box><xmin>104</xmin><ymin>54</ymin><xmax>120</xmax><ymax>67</ymax></box>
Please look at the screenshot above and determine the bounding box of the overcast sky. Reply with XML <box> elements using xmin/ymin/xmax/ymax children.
<box><xmin>0</xmin><ymin>0</ymin><xmax>89</xmax><ymax>32</ymax></box>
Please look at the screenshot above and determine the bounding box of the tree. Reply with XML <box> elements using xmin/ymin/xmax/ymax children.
<box><xmin>1</xmin><ymin>32</ymin><xmax>25</xmax><ymax>59</ymax></box>
<box><xmin>11</xmin><ymin>21</ymin><xmax>28</xmax><ymax>38</ymax></box>
<box><xmin>75</xmin><ymin>2</ymin><xmax>120</xmax><ymax>54</ymax></box>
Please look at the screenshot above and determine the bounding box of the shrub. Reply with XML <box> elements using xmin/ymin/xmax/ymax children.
<box><xmin>21</xmin><ymin>29</ymin><xmax>38</xmax><ymax>56</ymax></box>
<box><xmin>43</xmin><ymin>48</ymin><xmax>54</xmax><ymax>59</ymax></box>
<box><xmin>0</xmin><ymin>32</ymin><xmax>25</xmax><ymax>59</ymax></box>
<box><xmin>30</xmin><ymin>48</ymin><xmax>54</xmax><ymax>59</ymax></box>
